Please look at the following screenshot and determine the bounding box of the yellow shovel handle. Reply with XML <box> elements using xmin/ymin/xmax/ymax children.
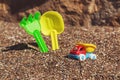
<box><xmin>50</xmin><ymin>30</ymin><xmax>59</xmax><ymax>50</ymax></box>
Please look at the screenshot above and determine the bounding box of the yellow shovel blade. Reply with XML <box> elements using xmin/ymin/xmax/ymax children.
<box><xmin>40</xmin><ymin>11</ymin><xmax>64</xmax><ymax>50</ymax></box>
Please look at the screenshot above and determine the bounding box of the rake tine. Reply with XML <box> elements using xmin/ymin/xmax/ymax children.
<box><xmin>19</xmin><ymin>17</ymin><xmax>27</xmax><ymax>27</ymax></box>
<box><xmin>28</xmin><ymin>14</ymin><xmax>33</xmax><ymax>22</ymax></box>
<box><xmin>34</xmin><ymin>11</ymin><xmax>41</xmax><ymax>21</ymax></box>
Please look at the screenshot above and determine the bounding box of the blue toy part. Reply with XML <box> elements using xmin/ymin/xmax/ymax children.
<box><xmin>86</xmin><ymin>52</ymin><xmax>93</xmax><ymax>59</ymax></box>
<box><xmin>68</xmin><ymin>54</ymin><xmax>86</xmax><ymax>61</ymax></box>
<box><xmin>79</xmin><ymin>54</ymin><xmax>86</xmax><ymax>61</ymax></box>
<box><xmin>90</xmin><ymin>54</ymin><xmax>97</xmax><ymax>60</ymax></box>
<box><xmin>86</xmin><ymin>52</ymin><xmax>97</xmax><ymax>60</ymax></box>
<box><xmin>68</xmin><ymin>54</ymin><xmax>80</xmax><ymax>60</ymax></box>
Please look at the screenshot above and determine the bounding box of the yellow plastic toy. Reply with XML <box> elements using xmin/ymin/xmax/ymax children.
<box><xmin>77</xmin><ymin>43</ymin><xmax>96</xmax><ymax>52</ymax></box>
<box><xmin>40</xmin><ymin>11</ymin><xmax>64</xmax><ymax>50</ymax></box>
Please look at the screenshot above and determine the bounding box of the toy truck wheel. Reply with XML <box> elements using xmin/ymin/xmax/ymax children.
<box><xmin>90</xmin><ymin>54</ymin><xmax>96</xmax><ymax>60</ymax></box>
<box><xmin>79</xmin><ymin>54</ymin><xmax>86</xmax><ymax>61</ymax></box>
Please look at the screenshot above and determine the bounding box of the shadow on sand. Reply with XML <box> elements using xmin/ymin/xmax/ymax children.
<box><xmin>2</xmin><ymin>42</ymin><xmax>38</xmax><ymax>52</ymax></box>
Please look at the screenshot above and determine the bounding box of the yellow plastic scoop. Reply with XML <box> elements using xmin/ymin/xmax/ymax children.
<box><xmin>77</xmin><ymin>43</ymin><xmax>96</xmax><ymax>52</ymax></box>
<box><xmin>40</xmin><ymin>11</ymin><xmax>64</xmax><ymax>50</ymax></box>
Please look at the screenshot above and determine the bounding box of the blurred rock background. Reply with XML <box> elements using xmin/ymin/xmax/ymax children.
<box><xmin>0</xmin><ymin>0</ymin><xmax>120</xmax><ymax>27</ymax></box>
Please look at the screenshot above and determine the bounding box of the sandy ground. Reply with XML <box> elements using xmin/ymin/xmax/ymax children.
<box><xmin>0</xmin><ymin>21</ymin><xmax>120</xmax><ymax>80</ymax></box>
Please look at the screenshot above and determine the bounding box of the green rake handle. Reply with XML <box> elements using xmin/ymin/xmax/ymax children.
<box><xmin>33</xmin><ymin>30</ymin><xmax>48</xmax><ymax>53</ymax></box>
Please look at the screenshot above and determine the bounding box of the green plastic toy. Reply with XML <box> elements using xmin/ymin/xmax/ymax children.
<box><xmin>19</xmin><ymin>12</ymin><xmax>48</xmax><ymax>53</ymax></box>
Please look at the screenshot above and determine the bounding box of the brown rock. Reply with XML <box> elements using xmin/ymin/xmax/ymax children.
<box><xmin>0</xmin><ymin>0</ymin><xmax>119</xmax><ymax>27</ymax></box>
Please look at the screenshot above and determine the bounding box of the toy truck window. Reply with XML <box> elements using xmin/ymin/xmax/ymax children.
<box><xmin>79</xmin><ymin>47</ymin><xmax>83</xmax><ymax>51</ymax></box>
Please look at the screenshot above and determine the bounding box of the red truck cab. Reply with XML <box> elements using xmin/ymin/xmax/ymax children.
<box><xmin>70</xmin><ymin>45</ymin><xmax>86</xmax><ymax>55</ymax></box>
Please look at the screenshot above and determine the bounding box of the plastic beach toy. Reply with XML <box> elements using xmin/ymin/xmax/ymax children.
<box><xmin>77</xmin><ymin>43</ymin><xmax>96</xmax><ymax>52</ymax></box>
<box><xmin>68</xmin><ymin>42</ymin><xmax>97</xmax><ymax>61</ymax></box>
<box><xmin>40</xmin><ymin>11</ymin><xmax>64</xmax><ymax>50</ymax></box>
<box><xmin>19</xmin><ymin>12</ymin><xmax>48</xmax><ymax>53</ymax></box>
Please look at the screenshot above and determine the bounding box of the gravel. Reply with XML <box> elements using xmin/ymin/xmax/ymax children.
<box><xmin>0</xmin><ymin>21</ymin><xmax>120</xmax><ymax>80</ymax></box>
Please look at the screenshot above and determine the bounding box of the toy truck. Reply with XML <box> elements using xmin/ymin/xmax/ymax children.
<box><xmin>68</xmin><ymin>43</ymin><xmax>97</xmax><ymax>61</ymax></box>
